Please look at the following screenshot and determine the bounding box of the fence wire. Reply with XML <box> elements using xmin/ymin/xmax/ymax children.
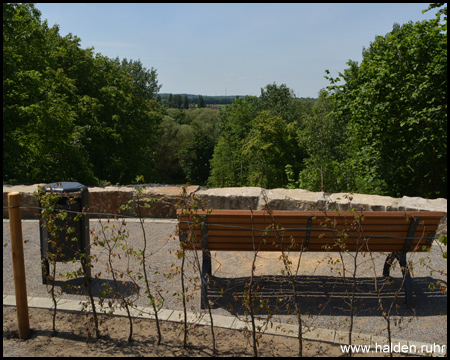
<box><xmin>3</xmin><ymin>205</ymin><xmax>443</xmax><ymax>241</ymax></box>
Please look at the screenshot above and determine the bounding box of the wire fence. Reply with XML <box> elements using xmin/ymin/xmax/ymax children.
<box><xmin>3</xmin><ymin>205</ymin><xmax>443</xmax><ymax>242</ymax></box>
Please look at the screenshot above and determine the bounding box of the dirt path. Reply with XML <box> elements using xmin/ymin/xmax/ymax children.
<box><xmin>2</xmin><ymin>306</ymin><xmax>419</xmax><ymax>357</ymax></box>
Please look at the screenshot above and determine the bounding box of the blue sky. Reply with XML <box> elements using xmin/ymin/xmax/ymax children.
<box><xmin>36</xmin><ymin>3</ymin><xmax>439</xmax><ymax>98</ymax></box>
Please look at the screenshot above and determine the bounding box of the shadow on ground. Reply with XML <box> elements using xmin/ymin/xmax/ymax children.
<box><xmin>52</xmin><ymin>277</ymin><xmax>140</xmax><ymax>299</ymax></box>
<box><xmin>207</xmin><ymin>275</ymin><xmax>447</xmax><ymax>318</ymax></box>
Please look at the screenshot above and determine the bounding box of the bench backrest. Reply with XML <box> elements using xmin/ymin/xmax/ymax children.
<box><xmin>177</xmin><ymin>209</ymin><xmax>444</xmax><ymax>253</ymax></box>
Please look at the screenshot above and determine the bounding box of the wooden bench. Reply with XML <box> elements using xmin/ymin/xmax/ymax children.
<box><xmin>177</xmin><ymin>209</ymin><xmax>444</xmax><ymax>308</ymax></box>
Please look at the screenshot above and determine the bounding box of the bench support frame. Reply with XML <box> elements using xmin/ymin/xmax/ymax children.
<box><xmin>304</xmin><ymin>216</ymin><xmax>313</xmax><ymax>250</ymax></box>
<box><xmin>382</xmin><ymin>217</ymin><xmax>427</xmax><ymax>304</ymax></box>
<box><xmin>200</xmin><ymin>215</ymin><xmax>211</xmax><ymax>309</ymax></box>
<box><xmin>179</xmin><ymin>215</ymin><xmax>211</xmax><ymax>309</ymax></box>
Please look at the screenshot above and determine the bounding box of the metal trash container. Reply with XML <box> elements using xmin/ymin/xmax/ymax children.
<box><xmin>39</xmin><ymin>182</ymin><xmax>90</xmax><ymax>284</ymax></box>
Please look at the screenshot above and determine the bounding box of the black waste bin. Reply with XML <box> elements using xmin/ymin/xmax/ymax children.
<box><xmin>39</xmin><ymin>182</ymin><xmax>90</xmax><ymax>284</ymax></box>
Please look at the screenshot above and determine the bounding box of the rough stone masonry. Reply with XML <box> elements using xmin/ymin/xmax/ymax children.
<box><xmin>2</xmin><ymin>184</ymin><xmax>447</xmax><ymax>236</ymax></box>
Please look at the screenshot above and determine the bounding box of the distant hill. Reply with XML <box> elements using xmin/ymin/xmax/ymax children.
<box><xmin>156</xmin><ymin>93</ymin><xmax>247</xmax><ymax>106</ymax></box>
<box><xmin>156</xmin><ymin>93</ymin><xmax>317</xmax><ymax>107</ymax></box>
<box><xmin>158</xmin><ymin>93</ymin><xmax>247</xmax><ymax>98</ymax></box>
<box><xmin>158</xmin><ymin>93</ymin><xmax>317</xmax><ymax>100</ymax></box>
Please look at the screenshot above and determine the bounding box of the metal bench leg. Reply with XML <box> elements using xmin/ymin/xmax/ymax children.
<box><xmin>201</xmin><ymin>249</ymin><xmax>212</xmax><ymax>309</ymax></box>
<box><xmin>396</xmin><ymin>217</ymin><xmax>419</xmax><ymax>304</ymax></box>
<box><xmin>383</xmin><ymin>252</ymin><xmax>413</xmax><ymax>304</ymax></box>
<box><xmin>399</xmin><ymin>253</ymin><xmax>413</xmax><ymax>304</ymax></box>
<box><xmin>383</xmin><ymin>252</ymin><xmax>400</xmax><ymax>277</ymax></box>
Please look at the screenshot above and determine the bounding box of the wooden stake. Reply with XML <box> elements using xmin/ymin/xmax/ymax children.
<box><xmin>8</xmin><ymin>192</ymin><xmax>30</xmax><ymax>339</ymax></box>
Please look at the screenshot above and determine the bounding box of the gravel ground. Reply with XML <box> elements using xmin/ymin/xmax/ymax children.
<box><xmin>3</xmin><ymin>218</ymin><xmax>447</xmax><ymax>347</ymax></box>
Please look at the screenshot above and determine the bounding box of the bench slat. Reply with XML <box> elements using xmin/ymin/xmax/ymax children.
<box><xmin>182</xmin><ymin>236</ymin><xmax>432</xmax><ymax>245</ymax></box>
<box><xmin>180</xmin><ymin>217</ymin><xmax>441</xmax><ymax>227</ymax></box>
<box><xmin>180</xmin><ymin>226</ymin><xmax>438</xmax><ymax>237</ymax></box>
<box><xmin>178</xmin><ymin>209</ymin><xmax>442</xmax><ymax>253</ymax></box>
<box><xmin>182</xmin><ymin>236</ymin><xmax>433</xmax><ymax>245</ymax></box>
<box><xmin>183</xmin><ymin>243</ymin><xmax>430</xmax><ymax>252</ymax></box>
<box><xmin>183</xmin><ymin>235</ymin><xmax>432</xmax><ymax>251</ymax></box>
<box><xmin>179</xmin><ymin>210</ymin><xmax>443</xmax><ymax>219</ymax></box>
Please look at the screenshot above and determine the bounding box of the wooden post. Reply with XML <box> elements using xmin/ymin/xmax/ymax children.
<box><xmin>8</xmin><ymin>192</ymin><xmax>30</xmax><ymax>339</ymax></box>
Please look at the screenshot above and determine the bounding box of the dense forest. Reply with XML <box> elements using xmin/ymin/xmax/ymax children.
<box><xmin>3</xmin><ymin>3</ymin><xmax>447</xmax><ymax>198</ymax></box>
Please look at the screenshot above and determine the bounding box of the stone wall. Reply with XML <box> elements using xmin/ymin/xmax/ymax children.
<box><xmin>3</xmin><ymin>184</ymin><xmax>447</xmax><ymax>236</ymax></box>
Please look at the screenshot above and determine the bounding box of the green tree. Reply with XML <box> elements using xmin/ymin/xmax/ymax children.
<box><xmin>169</xmin><ymin>108</ymin><xmax>187</xmax><ymax>124</ymax></box>
<box><xmin>257</xmin><ymin>82</ymin><xmax>300</xmax><ymax>124</ymax></box>
<box><xmin>118</xmin><ymin>57</ymin><xmax>161</xmax><ymax>100</ymax></box>
<box><xmin>172</xmin><ymin>94</ymin><xmax>182</xmax><ymax>109</ymax></box>
<box><xmin>183</xmin><ymin>95</ymin><xmax>189</xmax><ymax>109</ymax></box>
<box><xmin>155</xmin><ymin>107</ymin><xmax>220</xmax><ymax>184</ymax></box>
<box><xmin>198</xmin><ymin>95</ymin><xmax>205</xmax><ymax>108</ymax></box>
<box><xmin>208</xmin><ymin>97</ymin><xmax>256</xmax><ymax>187</ymax></box>
<box><xmin>84</xmin><ymin>55</ymin><xmax>163</xmax><ymax>184</ymax></box>
<box><xmin>3</xmin><ymin>3</ymin><xmax>97</xmax><ymax>184</ymax></box>
<box><xmin>423</xmin><ymin>3</ymin><xmax>447</xmax><ymax>30</ymax></box>
<box><xmin>3</xmin><ymin>3</ymin><xmax>163</xmax><ymax>185</ymax></box>
<box><xmin>208</xmin><ymin>87</ymin><xmax>311</xmax><ymax>189</ymax></box>
<box><xmin>327</xmin><ymin>8</ymin><xmax>447</xmax><ymax>197</ymax></box>
<box><xmin>179</xmin><ymin>122</ymin><xmax>216</xmax><ymax>184</ymax></box>
<box><xmin>155</xmin><ymin>117</ymin><xmax>193</xmax><ymax>183</ymax></box>
<box><xmin>297</xmin><ymin>89</ymin><xmax>350</xmax><ymax>192</ymax></box>
<box><xmin>180</xmin><ymin>109</ymin><xmax>220</xmax><ymax>184</ymax></box>
<box><xmin>243</xmin><ymin>111</ymin><xmax>302</xmax><ymax>188</ymax></box>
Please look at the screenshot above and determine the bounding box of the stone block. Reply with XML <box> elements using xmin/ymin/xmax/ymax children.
<box><xmin>3</xmin><ymin>184</ymin><xmax>46</xmax><ymax>218</ymax></box>
<box><xmin>257</xmin><ymin>188</ymin><xmax>326</xmax><ymax>211</ymax></box>
<box><xmin>88</xmin><ymin>186</ymin><xmax>135</xmax><ymax>218</ymax></box>
<box><xmin>327</xmin><ymin>193</ymin><xmax>400</xmax><ymax>212</ymax></box>
<box><xmin>400</xmin><ymin>196</ymin><xmax>447</xmax><ymax>212</ymax></box>
<box><xmin>196</xmin><ymin>187</ymin><xmax>263</xmax><ymax>210</ymax></box>
<box><xmin>400</xmin><ymin>196</ymin><xmax>447</xmax><ymax>236</ymax></box>
<box><xmin>137</xmin><ymin>186</ymin><xmax>199</xmax><ymax>218</ymax></box>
